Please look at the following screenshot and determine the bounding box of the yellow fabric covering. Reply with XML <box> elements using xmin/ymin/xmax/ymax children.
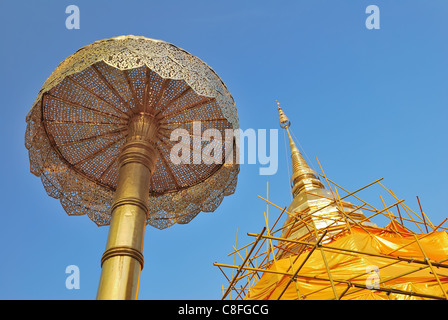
<box><xmin>244</xmin><ymin>225</ymin><xmax>448</xmax><ymax>300</ymax></box>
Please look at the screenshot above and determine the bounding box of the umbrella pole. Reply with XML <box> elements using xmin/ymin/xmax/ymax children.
<box><xmin>97</xmin><ymin>113</ymin><xmax>158</xmax><ymax>300</ymax></box>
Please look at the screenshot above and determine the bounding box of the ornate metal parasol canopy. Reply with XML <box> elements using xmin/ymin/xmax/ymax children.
<box><xmin>25</xmin><ymin>35</ymin><xmax>239</xmax><ymax>299</ymax></box>
<box><xmin>25</xmin><ymin>35</ymin><xmax>239</xmax><ymax>230</ymax></box>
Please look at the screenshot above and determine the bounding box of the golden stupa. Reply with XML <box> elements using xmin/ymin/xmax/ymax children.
<box><xmin>215</xmin><ymin>102</ymin><xmax>448</xmax><ymax>300</ymax></box>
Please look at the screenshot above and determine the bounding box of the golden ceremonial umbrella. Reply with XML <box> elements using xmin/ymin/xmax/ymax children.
<box><xmin>25</xmin><ymin>35</ymin><xmax>239</xmax><ymax>299</ymax></box>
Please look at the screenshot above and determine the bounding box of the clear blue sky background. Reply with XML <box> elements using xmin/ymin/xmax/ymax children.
<box><xmin>0</xmin><ymin>0</ymin><xmax>447</xmax><ymax>299</ymax></box>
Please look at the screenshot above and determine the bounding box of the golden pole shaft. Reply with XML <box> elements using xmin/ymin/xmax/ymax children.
<box><xmin>97</xmin><ymin>113</ymin><xmax>159</xmax><ymax>300</ymax></box>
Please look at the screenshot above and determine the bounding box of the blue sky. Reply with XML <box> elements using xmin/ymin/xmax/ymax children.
<box><xmin>0</xmin><ymin>0</ymin><xmax>447</xmax><ymax>299</ymax></box>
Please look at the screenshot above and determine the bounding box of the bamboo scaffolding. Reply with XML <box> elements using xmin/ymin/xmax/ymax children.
<box><xmin>413</xmin><ymin>234</ymin><xmax>448</xmax><ymax>299</ymax></box>
<box><xmin>379</xmin><ymin>195</ymin><xmax>402</xmax><ymax>235</ymax></box>
<box><xmin>319</xmin><ymin>174</ymin><xmax>380</xmax><ymax>212</ymax></box>
<box><xmin>276</xmin><ymin>231</ymin><xmax>328</xmax><ymax>300</ymax></box>
<box><xmin>220</xmin><ymin>251</ymin><xmax>448</xmax><ymax>300</ymax></box>
<box><xmin>215</xmin><ymin>173</ymin><xmax>448</xmax><ymax>300</ymax></box>
<box><xmin>226</xmin><ymin>207</ymin><xmax>286</xmax><ymax>258</ymax></box>
<box><xmin>224</xmin><ymin>205</ymin><xmax>291</xmax><ymax>300</ymax></box>
<box><xmin>226</xmin><ymin>209</ymin><xmax>446</xmax><ymax>294</ymax></box>
<box><xmin>218</xmin><ymin>217</ymin><xmax>448</xmax><ymax>300</ymax></box>
<box><xmin>323</xmin><ymin>177</ymin><xmax>444</xmax><ymax>231</ymax></box>
<box><xmin>215</xmin><ymin>261</ymin><xmax>447</xmax><ymax>300</ymax></box>
<box><xmin>341</xmin><ymin>257</ymin><xmax>448</xmax><ymax>300</ymax></box>
<box><xmin>385</xmin><ymin>218</ymin><xmax>447</xmax><ymax>255</ymax></box>
<box><xmin>220</xmin><ymin>227</ymin><xmax>266</xmax><ymax>300</ymax></box>
<box><xmin>217</xmin><ymin>242</ymin><xmax>448</xmax><ymax>300</ymax></box>
<box><xmin>246</xmin><ymin>233</ymin><xmax>448</xmax><ymax>270</ymax></box>
<box><xmin>260</xmin><ymin>177</ymin><xmax>385</xmax><ymax>236</ymax></box>
<box><xmin>316</xmin><ymin>158</ymin><xmax>350</xmax><ymax>238</ymax></box>
<box><xmin>358</xmin><ymin>199</ymin><xmax>405</xmax><ymax>224</ymax></box>
<box><xmin>305</xmin><ymin>259</ymin><xmax>402</xmax><ymax>299</ymax></box>
<box><xmin>378</xmin><ymin>184</ymin><xmax>426</xmax><ymax>232</ymax></box>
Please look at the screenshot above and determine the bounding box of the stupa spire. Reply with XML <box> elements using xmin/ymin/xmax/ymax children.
<box><xmin>277</xmin><ymin>101</ymin><xmax>324</xmax><ymax>197</ymax></box>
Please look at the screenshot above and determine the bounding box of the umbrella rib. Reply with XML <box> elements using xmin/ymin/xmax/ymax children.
<box><xmin>149</xmin><ymin>78</ymin><xmax>171</xmax><ymax>111</ymax></box>
<box><xmin>46</xmin><ymin>94</ymin><xmax>124</xmax><ymax>120</ymax></box>
<box><xmin>143</xmin><ymin>67</ymin><xmax>152</xmax><ymax>112</ymax></box>
<box><xmin>66</xmin><ymin>76</ymin><xmax>128</xmax><ymax>118</ymax></box>
<box><xmin>158</xmin><ymin>136</ymin><xmax>221</xmax><ymax>182</ymax></box>
<box><xmin>57</xmin><ymin>127</ymin><xmax>127</xmax><ymax>147</ymax></box>
<box><xmin>66</xmin><ymin>76</ymin><xmax>129</xmax><ymax>118</ymax></box>
<box><xmin>162</xmin><ymin>117</ymin><xmax>227</xmax><ymax>125</ymax></box>
<box><xmin>122</xmin><ymin>69</ymin><xmax>140</xmax><ymax>108</ymax></box>
<box><xmin>149</xmin><ymin>168</ymin><xmax>155</xmax><ymax>192</ymax></box>
<box><xmin>73</xmin><ymin>137</ymin><xmax>123</xmax><ymax>166</ymax></box>
<box><xmin>164</xmin><ymin>86</ymin><xmax>192</xmax><ymax>109</ymax></box>
<box><xmin>98</xmin><ymin>156</ymin><xmax>119</xmax><ymax>181</ymax></box>
<box><xmin>185</xmin><ymin>162</ymin><xmax>203</xmax><ymax>181</ymax></box>
<box><xmin>43</xmin><ymin>119</ymin><xmax>121</xmax><ymax>126</ymax></box>
<box><xmin>161</xmin><ymin>97</ymin><xmax>215</xmax><ymax>119</ymax></box>
<box><xmin>158</xmin><ymin>129</ymin><xmax>202</xmax><ymax>140</ymax></box>
<box><xmin>160</xmin><ymin>130</ymin><xmax>231</xmax><ymax>164</ymax></box>
<box><xmin>159</xmin><ymin>134</ymin><xmax>205</xmax><ymax>163</ymax></box>
<box><xmin>91</xmin><ymin>64</ymin><xmax>130</xmax><ymax>111</ymax></box>
<box><xmin>157</xmin><ymin>137</ymin><xmax>202</xmax><ymax>181</ymax></box>
<box><xmin>156</xmin><ymin>142</ymin><xmax>181</xmax><ymax>189</ymax></box>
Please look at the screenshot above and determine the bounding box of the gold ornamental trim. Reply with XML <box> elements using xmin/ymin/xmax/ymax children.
<box><xmin>101</xmin><ymin>246</ymin><xmax>145</xmax><ymax>269</ymax></box>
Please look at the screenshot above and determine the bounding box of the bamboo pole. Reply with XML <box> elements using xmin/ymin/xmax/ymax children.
<box><xmin>318</xmin><ymin>239</ymin><xmax>339</xmax><ymax>300</ymax></box>
<box><xmin>230</xmin><ymin>227</ymin><xmax>239</xmax><ymax>300</ymax></box>
<box><xmin>288</xmin><ymin>255</ymin><xmax>303</xmax><ymax>299</ymax></box>
<box><xmin>416</xmin><ymin>196</ymin><xmax>430</xmax><ymax>232</ymax></box>
<box><xmin>396</xmin><ymin>204</ymin><xmax>404</xmax><ymax>227</ymax></box>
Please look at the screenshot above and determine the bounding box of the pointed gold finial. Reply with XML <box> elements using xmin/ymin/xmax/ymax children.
<box><xmin>276</xmin><ymin>101</ymin><xmax>324</xmax><ymax>197</ymax></box>
<box><xmin>277</xmin><ymin>100</ymin><xmax>290</xmax><ymax>129</ymax></box>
